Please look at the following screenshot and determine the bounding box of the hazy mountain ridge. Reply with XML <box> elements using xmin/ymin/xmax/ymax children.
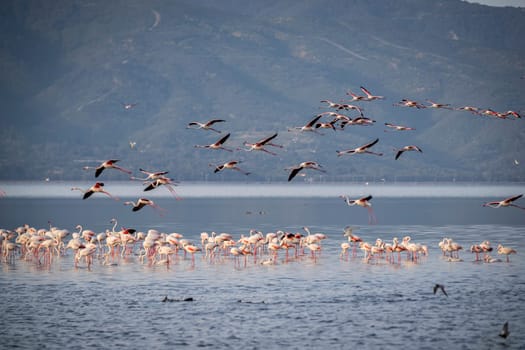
<box><xmin>0</xmin><ymin>0</ymin><xmax>524</xmax><ymax>182</ymax></box>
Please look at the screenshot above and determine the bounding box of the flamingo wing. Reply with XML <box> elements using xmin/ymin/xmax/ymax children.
<box><xmin>287</xmin><ymin>166</ymin><xmax>303</xmax><ymax>182</ymax></box>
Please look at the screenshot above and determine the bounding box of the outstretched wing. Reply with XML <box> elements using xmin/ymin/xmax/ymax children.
<box><xmin>287</xmin><ymin>167</ymin><xmax>303</xmax><ymax>182</ymax></box>
<box><xmin>259</xmin><ymin>133</ymin><xmax>278</xmax><ymax>145</ymax></box>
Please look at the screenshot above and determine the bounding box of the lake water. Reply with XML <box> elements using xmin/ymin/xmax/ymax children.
<box><xmin>1</xmin><ymin>182</ymin><xmax>524</xmax><ymax>349</ymax></box>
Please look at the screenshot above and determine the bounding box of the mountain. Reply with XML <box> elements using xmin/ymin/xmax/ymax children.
<box><xmin>1</xmin><ymin>0</ymin><xmax>524</xmax><ymax>182</ymax></box>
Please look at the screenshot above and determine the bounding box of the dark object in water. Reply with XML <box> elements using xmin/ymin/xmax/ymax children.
<box><xmin>162</xmin><ymin>296</ymin><xmax>194</xmax><ymax>302</ymax></box>
<box><xmin>499</xmin><ymin>321</ymin><xmax>509</xmax><ymax>339</ymax></box>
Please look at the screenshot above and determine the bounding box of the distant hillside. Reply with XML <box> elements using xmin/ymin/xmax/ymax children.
<box><xmin>1</xmin><ymin>0</ymin><xmax>524</xmax><ymax>182</ymax></box>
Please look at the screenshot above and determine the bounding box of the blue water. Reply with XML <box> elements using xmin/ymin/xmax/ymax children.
<box><xmin>0</xmin><ymin>183</ymin><xmax>524</xmax><ymax>349</ymax></box>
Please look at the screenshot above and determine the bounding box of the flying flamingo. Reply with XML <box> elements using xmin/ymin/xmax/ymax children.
<box><xmin>342</xmin><ymin>116</ymin><xmax>376</xmax><ymax>127</ymax></box>
<box><xmin>426</xmin><ymin>100</ymin><xmax>452</xmax><ymax>110</ymax></box>
<box><xmin>340</xmin><ymin>195</ymin><xmax>376</xmax><ymax>224</ymax></box>
<box><xmin>187</xmin><ymin>119</ymin><xmax>226</xmax><ymax>133</ymax></box>
<box><xmin>394</xmin><ymin>99</ymin><xmax>426</xmax><ymax>109</ymax></box>
<box><xmin>346</xmin><ymin>89</ymin><xmax>368</xmax><ymax>102</ymax></box>
<box><xmin>71</xmin><ymin>182</ymin><xmax>119</xmax><ymax>200</ymax></box>
<box><xmin>123</xmin><ymin>198</ymin><xmax>165</xmax><ymax>215</ymax></box>
<box><xmin>241</xmin><ymin>133</ymin><xmax>282</xmax><ymax>155</ymax></box>
<box><xmin>143</xmin><ymin>177</ymin><xmax>182</xmax><ymax>200</ymax></box>
<box><xmin>209</xmin><ymin>161</ymin><xmax>250</xmax><ymax>175</ymax></box>
<box><xmin>286</xmin><ymin>161</ymin><xmax>326</xmax><ymax>182</ymax></box>
<box><xmin>130</xmin><ymin>168</ymin><xmax>169</xmax><ymax>182</ymax></box>
<box><xmin>194</xmin><ymin>133</ymin><xmax>233</xmax><ymax>152</ymax></box>
<box><xmin>482</xmin><ymin>194</ymin><xmax>524</xmax><ymax>209</ymax></box>
<box><xmin>83</xmin><ymin>159</ymin><xmax>132</xmax><ymax>178</ymax></box>
<box><xmin>394</xmin><ymin>145</ymin><xmax>423</xmax><ymax>160</ymax></box>
<box><xmin>360</xmin><ymin>86</ymin><xmax>384</xmax><ymax>101</ymax></box>
<box><xmin>456</xmin><ymin>106</ymin><xmax>481</xmax><ymax>115</ymax></box>
<box><xmin>336</xmin><ymin>138</ymin><xmax>382</xmax><ymax>157</ymax></box>
<box><xmin>288</xmin><ymin>114</ymin><xmax>323</xmax><ymax>133</ymax></box>
<box><xmin>384</xmin><ymin>123</ymin><xmax>415</xmax><ymax>132</ymax></box>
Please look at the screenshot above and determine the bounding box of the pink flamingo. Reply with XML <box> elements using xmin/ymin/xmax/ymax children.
<box><xmin>384</xmin><ymin>123</ymin><xmax>415</xmax><ymax>132</ymax></box>
<box><xmin>242</xmin><ymin>133</ymin><xmax>282</xmax><ymax>155</ymax></box>
<box><xmin>286</xmin><ymin>161</ymin><xmax>326</xmax><ymax>182</ymax></box>
<box><xmin>187</xmin><ymin>119</ymin><xmax>226</xmax><ymax>133</ymax></box>
<box><xmin>340</xmin><ymin>195</ymin><xmax>377</xmax><ymax>224</ymax></box>
<box><xmin>360</xmin><ymin>86</ymin><xmax>384</xmax><ymax>101</ymax></box>
<box><xmin>336</xmin><ymin>138</ymin><xmax>382</xmax><ymax>157</ymax></box>
<box><xmin>394</xmin><ymin>145</ymin><xmax>423</xmax><ymax>160</ymax></box>
<box><xmin>71</xmin><ymin>182</ymin><xmax>119</xmax><ymax>200</ymax></box>
<box><xmin>123</xmin><ymin>198</ymin><xmax>165</xmax><ymax>215</ymax></box>
<box><xmin>84</xmin><ymin>159</ymin><xmax>132</xmax><ymax>178</ymax></box>
<box><xmin>483</xmin><ymin>194</ymin><xmax>524</xmax><ymax>209</ymax></box>
<box><xmin>143</xmin><ymin>177</ymin><xmax>182</xmax><ymax>200</ymax></box>
<box><xmin>210</xmin><ymin>161</ymin><xmax>250</xmax><ymax>175</ymax></box>
<box><xmin>194</xmin><ymin>133</ymin><xmax>233</xmax><ymax>152</ymax></box>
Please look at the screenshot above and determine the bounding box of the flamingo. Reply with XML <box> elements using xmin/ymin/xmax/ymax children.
<box><xmin>497</xmin><ymin>244</ymin><xmax>517</xmax><ymax>262</ymax></box>
<box><xmin>394</xmin><ymin>99</ymin><xmax>426</xmax><ymax>109</ymax></box>
<box><xmin>339</xmin><ymin>195</ymin><xmax>376</xmax><ymax>224</ymax></box>
<box><xmin>394</xmin><ymin>145</ymin><xmax>423</xmax><ymax>160</ymax></box>
<box><xmin>384</xmin><ymin>123</ymin><xmax>415</xmax><ymax>132</ymax></box>
<box><xmin>320</xmin><ymin>100</ymin><xmax>346</xmax><ymax>110</ymax></box>
<box><xmin>194</xmin><ymin>133</ymin><xmax>233</xmax><ymax>152</ymax></box>
<box><xmin>286</xmin><ymin>161</ymin><xmax>326</xmax><ymax>182</ymax></box>
<box><xmin>341</xmin><ymin>116</ymin><xmax>376</xmax><ymax>127</ymax></box>
<box><xmin>315</xmin><ymin>119</ymin><xmax>338</xmax><ymax>131</ymax></box>
<box><xmin>84</xmin><ymin>159</ymin><xmax>132</xmax><ymax>178</ymax></box>
<box><xmin>183</xmin><ymin>243</ymin><xmax>202</xmax><ymax>266</ymax></box>
<box><xmin>130</xmin><ymin>168</ymin><xmax>169</xmax><ymax>182</ymax></box>
<box><xmin>483</xmin><ymin>194</ymin><xmax>524</xmax><ymax>209</ymax></box>
<box><xmin>242</xmin><ymin>133</ymin><xmax>282</xmax><ymax>155</ymax></box>
<box><xmin>123</xmin><ymin>198</ymin><xmax>165</xmax><ymax>215</ymax></box>
<box><xmin>456</xmin><ymin>106</ymin><xmax>481</xmax><ymax>115</ymax></box>
<box><xmin>288</xmin><ymin>114</ymin><xmax>323</xmax><ymax>133</ymax></box>
<box><xmin>210</xmin><ymin>161</ymin><xmax>250</xmax><ymax>175</ymax></box>
<box><xmin>426</xmin><ymin>100</ymin><xmax>452</xmax><ymax>110</ymax></box>
<box><xmin>71</xmin><ymin>182</ymin><xmax>119</xmax><ymax>200</ymax></box>
<box><xmin>187</xmin><ymin>119</ymin><xmax>226</xmax><ymax>133</ymax></box>
<box><xmin>340</xmin><ymin>242</ymin><xmax>351</xmax><ymax>259</ymax></box>
<box><xmin>336</xmin><ymin>138</ymin><xmax>382</xmax><ymax>157</ymax></box>
<box><xmin>360</xmin><ymin>86</ymin><xmax>384</xmax><ymax>101</ymax></box>
<box><xmin>345</xmin><ymin>89</ymin><xmax>368</xmax><ymax>102</ymax></box>
<box><xmin>143</xmin><ymin>177</ymin><xmax>182</xmax><ymax>200</ymax></box>
<box><xmin>342</xmin><ymin>226</ymin><xmax>362</xmax><ymax>257</ymax></box>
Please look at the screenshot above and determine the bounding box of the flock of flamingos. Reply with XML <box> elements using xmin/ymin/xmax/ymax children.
<box><xmin>0</xmin><ymin>220</ymin><xmax>519</xmax><ymax>269</ymax></box>
<box><xmin>0</xmin><ymin>86</ymin><xmax>522</xmax><ymax>269</ymax></box>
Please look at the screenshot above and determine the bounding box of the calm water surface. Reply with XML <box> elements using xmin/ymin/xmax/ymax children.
<box><xmin>1</xmin><ymin>184</ymin><xmax>524</xmax><ymax>349</ymax></box>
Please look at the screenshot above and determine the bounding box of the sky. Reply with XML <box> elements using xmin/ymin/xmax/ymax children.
<box><xmin>467</xmin><ymin>0</ymin><xmax>525</xmax><ymax>6</ymax></box>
